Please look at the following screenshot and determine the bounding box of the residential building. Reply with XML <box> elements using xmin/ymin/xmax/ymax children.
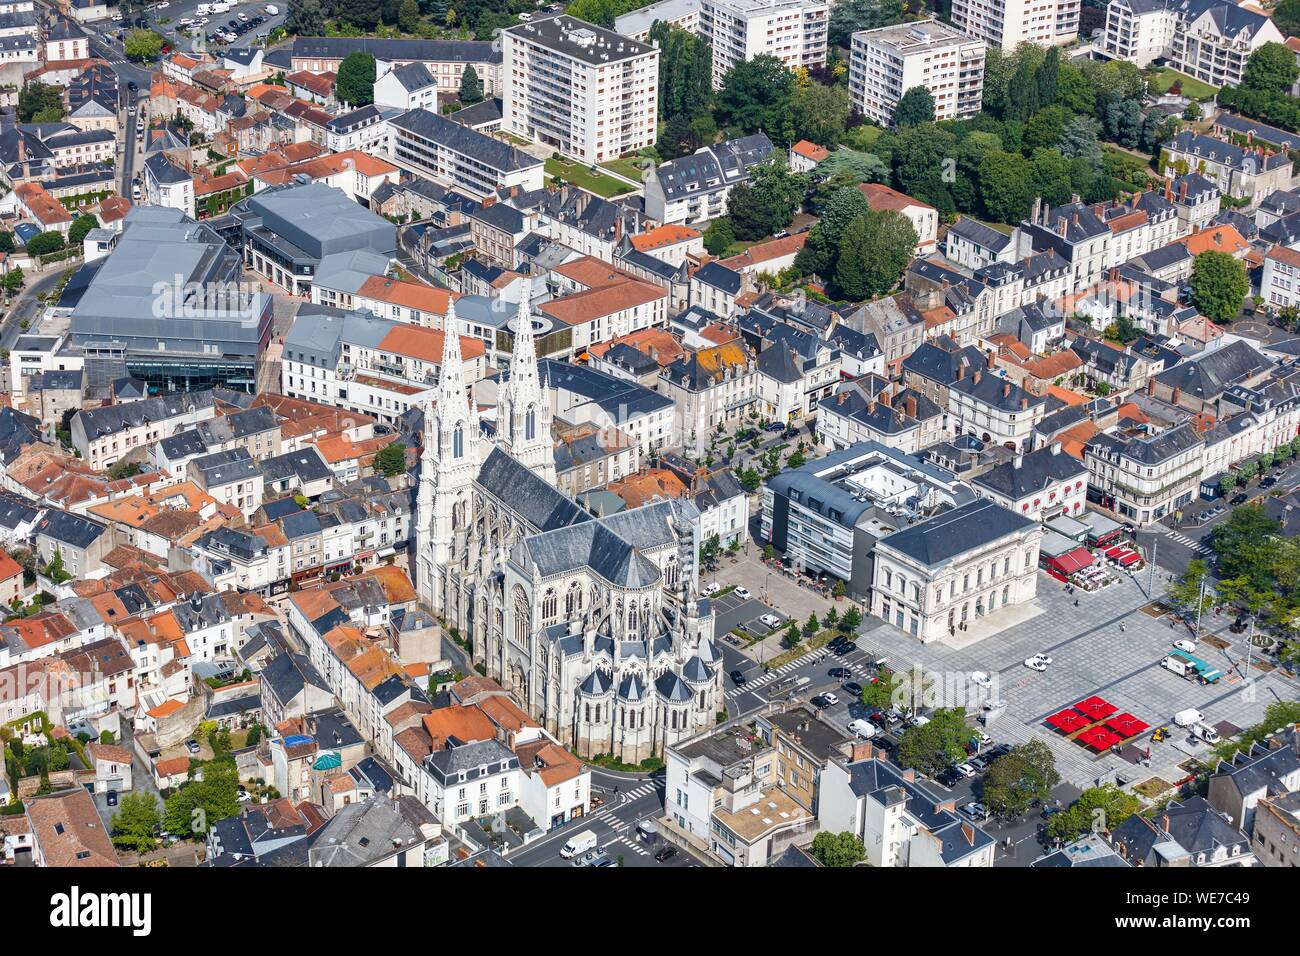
<box><xmin>1085</xmin><ymin>421</ymin><xmax>1205</xmax><ymax>525</ymax></box>
<box><xmin>386</xmin><ymin>108</ymin><xmax>544</xmax><ymax>200</ymax></box>
<box><xmin>1207</xmin><ymin>732</ymin><xmax>1300</xmax><ymax>834</ymax></box>
<box><xmin>849</xmin><ymin>19</ymin><xmax>986</xmax><ymax>127</ymax></box>
<box><xmin>1102</xmin><ymin>0</ymin><xmax>1282</xmax><ymax>85</ymax></box>
<box><xmin>972</xmin><ymin>441</ymin><xmax>1089</xmax><ymax>521</ymax></box>
<box><xmin>660</xmin><ymin>341</ymin><xmax>757</xmax><ymax>456</ymax></box>
<box><xmin>953</xmin><ymin>0</ymin><xmax>1079</xmax><ymax>49</ymax></box>
<box><xmin>615</xmin><ymin>0</ymin><xmax>702</xmax><ymax>40</ymax></box>
<box><xmin>1160</xmin><ymin>131</ymin><xmax>1293</xmax><ymax>205</ymax></box>
<box><xmin>699</xmin><ymin>0</ymin><xmax>829</xmax><ymax>88</ymax></box>
<box><xmin>644</xmin><ymin>133</ymin><xmax>774</xmax><ymax>226</ymax></box>
<box><xmin>502</xmin><ymin>16</ymin><xmax>660</xmax><ymax>164</ymax></box>
<box><xmin>860</xmin><ymin>183</ymin><xmax>938</xmax><ymax>255</ymax></box>
<box><xmin>288</xmin><ymin>36</ymin><xmax>503</xmax><ymax>96</ymax></box>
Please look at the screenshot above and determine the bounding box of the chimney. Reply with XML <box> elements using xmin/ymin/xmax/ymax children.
<box><xmin>1247</xmin><ymin>130</ymin><xmax>1254</xmax><ymax>145</ymax></box>
<box><xmin>1002</xmin><ymin>382</ymin><xmax>1012</xmax><ymax>399</ymax></box>
<box><xmin>1070</xmin><ymin>193</ymin><xmax>1081</xmax><ymax>204</ymax></box>
<box><xmin>973</xmin><ymin>369</ymin><xmax>982</xmax><ymax>385</ymax></box>
<box><xmin>1020</xmin><ymin>397</ymin><xmax>1029</xmax><ymax>410</ymax></box>
<box><xmin>902</xmin><ymin>769</ymin><xmax>916</xmax><ymax>783</ymax></box>
<box><xmin>1146</xmin><ymin>376</ymin><xmax>1156</xmax><ymax>396</ymax></box>
<box><xmin>1056</xmin><ymin>218</ymin><xmax>1067</xmax><ymax>237</ymax></box>
<box><xmin>1161</xmin><ymin>814</ymin><xmax>1170</xmax><ymax>833</ymax></box>
<box><xmin>986</xmin><ymin>349</ymin><xmax>996</xmax><ymax>369</ymax></box>
<box><xmin>960</xmin><ymin>822</ymin><xmax>976</xmax><ymax>845</ymax></box>
<box><xmin>482</xmin><ymin>194</ymin><xmax>496</xmax><ymax>208</ymax></box>
<box><xmin>1013</xmin><ymin>453</ymin><xmax>1023</xmax><ymax>469</ymax></box>
<box><xmin>1179</xmin><ymin>179</ymin><xmax>1188</xmax><ymax>202</ymax></box>
<box><xmin>905</xmin><ymin>395</ymin><xmax>917</xmax><ymax>419</ymax></box>
<box><xmin>851</xmin><ymin>742</ymin><xmax>873</xmax><ymax>762</ymax></box>
<box><xmin>879</xmin><ymin>389</ymin><xmax>892</xmax><ymax>408</ymax></box>
<box><xmin>1072</xmin><ymin>212</ymin><xmax>1080</xmax><ymax>227</ymax></box>
<box><xmin>867</xmin><ymin>400</ymin><xmax>876</xmax><ymax>415</ymax></box>
<box><xmin>1031</xmin><ymin>196</ymin><xmax>1042</xmax><ymax>225</ymax></box>
<box><xmin>1051</xmin><ymin>440</ymin><xmax>1062</xmax><ymax>456</ymax></box>
<box><xmin>935</xmin><ymin>799</ymin><xmax>956</xmax><ymax>814</ymax></box>
<box><xmin>1172</xmin><ymin>385</ymin><xmax>1182</xmax><ymax>404</ymax></box>
<box><xmin>837</xmin><ymin>391</ymin><xmax>847</xmax><ymax>405</ymax></box>
<box><xmin>957</xmin><ymin>363</ymin><xmax>966</xmax><ymax>380</ymax></box>
<box><xmin>1164</xmin><ymin>180</ymin><xmax>1173</xmax><ymax>202</ymax></box>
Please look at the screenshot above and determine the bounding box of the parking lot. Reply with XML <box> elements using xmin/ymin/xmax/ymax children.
<box><xmin>706</xmin><ymin>552</ymin><xmax>838</xmax><ymax>662</ymax></box>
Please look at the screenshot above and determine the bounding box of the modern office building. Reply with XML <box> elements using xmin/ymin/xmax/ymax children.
<box><xmin>951</xmin><ymin>0</ymin><xmax>1079</xmax><ymax>51</ymax></box>
<box><xmin>849</xmin><ymin>19</ymin><xmax>986</xmax><ymax>128</ymax></box>
<box><xmin>761</xmin><ymin>441</ymin><xmax>975</xmax><ymax>600</ymax></box>
<box><xmin>698</xmin><ymin>0</ymin><xmax>829</xmax><ymax>88</ymax></box>
<box><xmin>386</xmin><ymin>108</ymin><xmax>544</xmax><ymax>200</ymax></box>
<box><xmin>59</xmin><ymin>207</ymin><xmax>272</xmax><ymax>393</ymax></box>
<box><xmin>502</xmin><ymin>15</ymin><xmax>659</xmax><ymax>164</ymax></box>
<box><xmin>222</xmin><ymin>182</ymin><xmax>397</xmax><ymax>298</ymax></box>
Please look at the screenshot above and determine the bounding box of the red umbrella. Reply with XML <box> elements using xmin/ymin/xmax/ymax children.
<box><xmin>1077</xmin><ymin>726</ymin><xmax>1123</xmax><ymax>750</ymax></box>
<box><xmin>1075</xmin><ymin>695</ymin><xmax>1118</xmax><ymax>721</ymax></box>
<box><xmin>1045</xmin><ymin>709</ymin><xmax>1089</xmax><ymax>733</ymax></box>
<box><xmin>1105</xmin><ymin>713</ymin><xmax>1150</xmax><ymax>737</ymax></box>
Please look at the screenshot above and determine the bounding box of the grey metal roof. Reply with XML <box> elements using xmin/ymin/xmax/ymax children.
<box><xmin>292</xmin><ymin>36</ymin><xmax>501</xmax><ymax>65</ymax></box>
<box><xmin>879</xmin><ymin>499</ymin><xmax>1035</xmax><ymax>568</ymax></box>
<box><xmin>389</xmin><ymin>108</ymin><xmax>542</xmax><ymax>175</ymax></box>
<box><xmin>506</xmin><ymin>15</ymin><xmax>654</xmax><ymax>66</ymax></box>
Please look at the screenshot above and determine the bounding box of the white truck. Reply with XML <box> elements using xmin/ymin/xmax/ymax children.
<box><xmin>559</xmin><ymin>829</ymin><xmax>598</xmax><ymax>859</ymax></box>
<box><xmin>1195</xmin><ymin>723</ymin><xmax>1221</xmax><ymax>743</ymax></box>
<box><xmin>1161</xmin><ymin>656</ymin><xmax>1198</xmax><ymax>680</ymax></box>
<box><xmin>265</xmin><ymin>4</ymin><xmax>280</xmax><ymax>13</ymax></box>
<box><xmin>211</xmin><ymin>0</ymin><xmax>231</xmax><ymax>13</ymax></box>
<box><xmin>197</xmin><ymin>3</ymin><xmax>213</xmax><ymax>13</ymax></box>
<box><xmin>1173</xmin><ymin>708</ymin><xmax>1204</xmax><ymax>729</ymax></box>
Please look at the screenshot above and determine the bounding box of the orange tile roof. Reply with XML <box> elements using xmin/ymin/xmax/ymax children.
<box><xmin>367</xmin><ymin>565</ymin><xmax>417</xmax><ymax>604</ymax></box>
<box><xmin>1057</xmin><ymin>421</ymin><xmax>1102</xmax><ymax>460</ymax></box>
<box><xmin>1177</xmin><ymin>314</ymin><xmax>1223</xmax><ymax>344</ymax></box>
<box><xmin>477</xmin><ymin>695</ymin><xmax>538</xmax><ymax>734</ymax></box>
<box><xmin>791</xmin><ymin>140</ymin><xmax>830</xmax><ymax>162</ymax></box>
<box><xmin>1117</xmin><ymin>402</ymin><xmax>1149</xmax><ymax>425</ymax></box>
<box><xmin>699</xmin><ymin>322</ymin><xmax>739</xmax><ymax>346</ymax></box>
<box><xmin>859</xmin><ymin>182</ymin><xmax>935</xmax><ymax>213</ymax></box>
<box><xmin>551</xmin><ymin>256</ymin><xmax>640</xmax><ymax>290</ymax></box>
<box><xmin>146</xmin><ymin>698</ymin><xmax>186</xmax><ymax>718</ymax></box>
<box><xmin>516</xmin><ymin>739</ymin><xmax>583</xmax><ymax>787</ymax></box>
<box><xmin>15</xmin><ymin>182</ymin><xmax>72</xmax><ymax>226</ymax></box>
<box><xmin>628</xmin><ymin>224</ymin><xmax>701</xmax><ymax>253</ymax></box>
<box><xmin>539</xmin><ymin>279</ymin><xmax>665</xmax><ymax>327</ymax></box>
<box><xmin>1046</xmin><ymin>385</ymin><xmax>1089</xmax><ymax>407</ymax></box>
<box><xmin>586</xmin><ymin>327</ymin><xmax>685</xmax><ymax>367</ymax></box>
<box><xmin>718</xmin><ymin>233</ymin><xmax>808</xmax><ymax>271</ymax></box>
<box><xmin>375</xmin><ymin>324</ymin><xmax>484</xmax><ymax>364</ymax></box>
<box><xmin>26</xmin><ymin>789</ymin><xmax>118</xmax><ymax>867</ymax></box>
<box><xmin>608</xmin><ymin>468</ymin><xmax>688</xmax><ymax>508</ymax></box>
<box><xmin>153</xmin><ymin>756</ymin><xmax>192</xmax><ymax>777</ymax></box>
<box><xmin>422</xmin><ymin>705</ymin><xmax>497</xmax><ymax>747</ymax></box>
<box><xmin>1020</xmin><ymin>350</ymin><xmax>1084</xmax><ymax>380</ymax></box>
<box><xmin>286</xmin><ymin>70</ymin><xmax>336</xmax><ymax>96</ymax></box>
<box><xmin>1182</xmin><ymin>225</ymin><xmax>1248</xmax><ymax>257</ymax></box>
<box><xmin>0</xmin><ymin>549</ymin><xmax>21</xmax><ymax>582</ymax></box>
<box><xmin>359</xmin><ymin>275</ymin><xmax>457</xmax><ymax>316</ymax></box>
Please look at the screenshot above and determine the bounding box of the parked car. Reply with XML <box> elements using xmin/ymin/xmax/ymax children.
<box><xmin>937</xmin><ymin>767</ymin><xmax>964</xmax><ymax>787</ymax></box>
<box><xmin>701</xmin><ymin>581</ymin><xmax>721</xmax><ymax>596</ymax></box>
<box><xmin>847</xmin><ymin>718</ymin><xmax>877</xmax><ymax>739</ymax></box>
<box><xmin>653</xmin><ymin>845</ymin><xmax>677</xmax><ymax>862</ymax></box>
<box><xmin>1023</xmin><ymin>656</ymin><xmax>1049</xmax><ymax>672</ymax></box>
<box><xmin>106</xmin><ymin>790</ymin><xmax>118</xmax><ymax>807</ymax></box>
<box><xmin>960</xmin><ymin>801</ymin><xmax>986</xmax><ymax>819</ymax></box>
<box><xmin>828</xmin><ymin>666</ymin><xmax>852</xmax><ymax>680</ymax></box>
<box><xmin>812</xmin><ymin>692</ymin><xmax>840</xmax><ymax>708</ymax></box>
<box><xmin>842</xmin><ymin>681</ymin><xmax>862</xmax><ymax>697</ymax></box>
<box><xmin>988</xmin><ymin>743</ymin><xmax>1014</xmax><ymax>759</ymax></box>
<box><xmin>837</xmin><ymin>641</ymin><xmax>858</xmax><ymax>654</ymax></box>
<box><xmin>729</xmin><ymin>669</ymin><xmax>747</xmax><ymax>685</ymax></box>
<box><xmin>972</xmin><ymin>730</ymin><xmax>993</xmax><ymax>747</ymax></box>
<box><xmin>1231</xmin><ymin>492</ymin><xmax>1248</xmax><ymax>505</ymax></box>
<box><xmin>1172</xmin><ymin>639</ymin><xmax>1197</xmax><ymax>653</ymax></box>
<box><xmin>185</xmin><ymin>739</ymin><xmax>201</xmax><ymax>754</ymax></box>
<box><xmin>955</xmin><ymin>762</ymin><xmax>977</xmax><ymax>778</ymax></box>
<box><xmin>759</xmin><ymin>613</ymin><xmax>782</xmax><ymax>628</ymax></box>
<box><xmin>733</xmin><ymin>586</ymin><xmax>751</xmax><ymax>600</ymax></box>
<box><xmin>970</xmin><ymin>671</ymin><xmax>993</xmax><ymax>688</ymax></box>
<box><xmin>763</xmin><ymin>422</ymin><xmax>785</xmax><ymax>432</ymax></box>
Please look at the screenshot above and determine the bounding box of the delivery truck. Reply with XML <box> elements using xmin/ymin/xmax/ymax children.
<box><xmin>1173</xmin><ymin>708</ymin><xmax>1204</xmax><ymax>728</ymax></box>
<box><xmin>559</xmin><ymin>829</ymin><xmax>598</xmax><ymax>859</ymax></box>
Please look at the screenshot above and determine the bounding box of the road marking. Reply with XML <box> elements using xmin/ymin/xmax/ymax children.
<box><xmin>1165</xmin><ymin>530</ymin><xmax>1211</xmax><ymax>555</ymax></box>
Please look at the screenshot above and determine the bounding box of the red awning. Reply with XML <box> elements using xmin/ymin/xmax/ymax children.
<box><xmin>1075</xmin><ymin>695</ymin><xmax>1118</xmax><ymax>721</ymax></box>
<box><xmin>1048</xmin><ymin>546</ymin><xmax>1095</xmax><ymax>576</ymax></box>
<box><xmin>1045</xmin><ymin>709</ymin><xmax>1089</xmax><ymax>733</ymax></box>
<box><xmin>1117</xmin><ymin>551</ymin><xmax>1141</xmax><ymax>567</ymax></box>
<box><xmin>1105</xmin><ymin>713</ymin><xmax>1150</xmax><ymax>737</ymax></box>
<box><xmin>1103</xmin><ymin>546</ymin><xmax>1125</xmax><ymax>559</ymax></box>
<box><xmin>1077</xmin><ymin>726</ymin><xmax>1124</xmax><ymax>750</ymax></box>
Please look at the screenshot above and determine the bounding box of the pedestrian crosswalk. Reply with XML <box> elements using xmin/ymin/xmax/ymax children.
<box><xmin>725</xmin><ymin>648</ymin><xmax>877</xmax><ymax>699</ymax></box>
<box><xmin>1165</xmin><ymin>530</ymin><xmax>1212</xmax><ymax>555</ymax></box>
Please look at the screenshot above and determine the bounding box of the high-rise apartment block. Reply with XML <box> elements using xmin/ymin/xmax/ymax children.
<box><xmin>951</xmin><ymin>0</ymin><xmax>1079</xmax><ymax>50</ymax></box>
<box><xmin>699</xmin><ymin>0</ymin><xmax>829</xmax><ymax>88</ymax></box>
<box><xmin>849</xmin><ymin>19</ymin><xmax>986</xmax><ymax>129</ymax></box>
<box><xmin>502</xmin><ymin>15</ymin><xmax>659</xmax><ymax>165</ymax></box>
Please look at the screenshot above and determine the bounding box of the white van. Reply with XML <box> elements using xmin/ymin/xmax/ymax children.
<box><xmin>559</xmin><ymin>829</ymin><xmax>598</xmax><ymax>859</ymax></box>
<box><xmin>847</xmin><ymin>718</ymin><xmax>877</xmax><ymax>739</ymax></box>
<box><xmin>265</xmin><ymin>4</ymin><xmax>280</xmax><ymax>13</ymax></box>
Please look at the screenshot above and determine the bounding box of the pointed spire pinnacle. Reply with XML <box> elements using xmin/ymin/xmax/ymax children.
<box><xmin>510</xmin><ymin>283</ymin><xmax>540</xmax><ymax>391</ymax></box>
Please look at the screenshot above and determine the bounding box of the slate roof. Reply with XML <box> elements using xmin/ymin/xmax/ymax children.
<box><xmin>948</xmin><ymin>216</ymin><xmax>1012</xmax><ymax>252</ymax></box>
<box><xmin>880</xmin><ymin>499</ymin><xmax>1035</xmax><ymax>568</ymax></box>
<box><xmin>34</xmin><ymin>509</ymin><xmax>107</xmax><ymax>550</ymax></box>
<box><xmin>974</xmin><ymin>445</ymin><xmax>1085</xmax><ymax>500</ymax></box>
<box><xmin>1154</xmin><ymin>339</ymin><xmax>1271</xmax><ymax>401</ymax></box>
<box><xmin>389</xmin><ymin>108</ymin><xmax>541</xmax><ymax>175</ymax></box>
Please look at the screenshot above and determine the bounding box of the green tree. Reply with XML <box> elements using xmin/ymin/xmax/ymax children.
<box><xmin>860</xmin><ymin>667</ymin><xmax>900</xmax><ymax>709</ymax></box>
<box><xmin>716</xmin><ymin>55</ymin><xmax>795</xmax><ymax>141</ymax></box>
<box><xmin>25</xmin><ymin>232</ymin><xmax>65</xmax><ymax>257</ymax></box>
<box><xmin>703</xmin><ymin>218</ymin><xmax>735</xmax><ymax>256</ymax></box>
<box><xmin>978</xmin><ymin>150</ymin><xmax>1035</xmax><ymax>223</ymax></box>
<box><xmin>803</xmin><ymin>612</ymin><xmax>819</xmax><ymax>636</ymax></box>
<box><xmin>17</xmin><ymin>82</ymin><xmax>64</xmax><ymax>123</ymax></box>
<box><xmin>796</xmin><ymin>185</ymin><xmax>871</xmax><ymax>279</ymax></box>
<box><xmin>458</xmin><ymin>64</ymin><xmax>483</xmax><ymax>104</ymax></box>
<box><xmin>808</xmin><ymin>830</ymin><xmax>866</xmax><ymax>866</ymax></box>
<box><xmin>892</xmin><ymin>85</ymin><xmax>935</xmax><ymax>128</ymax></box>
<box><xmin>67</xmin><ymin>214</ymin><xmax>99</xmax><ymax>245</ymax></box>
<box><xmin>828</xmin><ymin>0</ymin><xmax>903</xmax><ymax>47</ymax></box>
<box><xmin>832</xmin><ymin>209</ymin><xmax>917</xmax><ymax>300</ymax></box>
<box><xmin>790</xmin><ymin>82</ymin><xmax>852</xmax><ymax>147</ymax></box>
<box><xmin>398</xmin><ymin>0</ymin><xmax>419</xmax><ymax>32</ymax></box>
<box><xmin>1024</xmin><ymin>105</ymin><xmax>1069</xmax><ymax>152</ymax></box>
<box><xmin>783</xmin><ymin>622</ymin><xmax>802</xmax><ymax>648</ymax></box>
<box><xmin>336</xmin><ymin>51</ymin><xmax>377</xmax><ymax>106</ymax></box>
<box><xmin>111</xmin><ymin>792</ymin><xmax>161</xmax><ymax>852</ymax></box>
<box><xmin>896</xmin><ymin>708</ymin><xmax>970</xmax><ymax>774</ymax></box>
<box><xmin>841</xmin><ymin>606</ymin><xmax>861</xmax><ymax>631</ymax></box>
<box><xmin>163</xmin><ymin>762</ymin><xmax>241</xmax><ymax>838</ymax></box>
<box><xmin>1190</xmin><ymin>251</ymin><xmax>1248</xmax><ymax>323</ymax></box>
<box><xmin>1168</xmin><ymin>558</ymin><xmax>1214</xmax><ymax>620</ymax></box>
<box><xmin>1047</xmin><ymin>785</ymin><xmax>1140</xmax><ymax>842</ymax></box>
<box><xmin>2</xmin><ymin>267</ymin><xmax>23</xmax><ymax>295</ymax></box>
<box><xmin>1211</xmin><ymin>502</ymin><xmax>1282</xmax><ymax>589</ymax></box>
<box><xmin>982</xmin><ymin>740</ymin><xmax>1060</xmax><ymax>818</ymax></box>
<box><xmin>124</xmin><ymin>29</ymin><xmax>163</xmax><ymax>62</ymax></box>
<box><xmin>1275</xmin><ymin>0</ymin><xmax>1300</xmax><ymax>37</ymax></box>
<box><xmin>1242</xmin><ymin>42</ymin><xmax>1300</xmax><ymax>94</ymax></box>
<box><xmin>374</xmin><ymin>442</ymin><xmax>407</xmax><ymax>477</ymax></box>
<box><xmin>287</xmin><ymin>0</ymin><xmax>326</xmax><ymax>36</ymax></box>
<box><xmin>726</xmin><ymin>158</ymin><xmax>806</xmax><ymax>240</ymax></box>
